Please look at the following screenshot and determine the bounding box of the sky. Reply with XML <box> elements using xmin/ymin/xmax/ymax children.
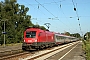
<box><xmin>1</xmin><ymin>0</ymin><xmax>90</xmax><ymax>36</ymax></box>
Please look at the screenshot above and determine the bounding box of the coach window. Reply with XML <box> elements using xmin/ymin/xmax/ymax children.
<box><xmin>26</xmin><ymin>31</ymin><xmax>36</xmax><ymax>38</ymax></box>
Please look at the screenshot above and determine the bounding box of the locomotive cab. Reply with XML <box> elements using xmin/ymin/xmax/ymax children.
<box><xmin>22</xmin><ymin>28</ymin><xmax>39</xmax><ymax>50</ymax></box>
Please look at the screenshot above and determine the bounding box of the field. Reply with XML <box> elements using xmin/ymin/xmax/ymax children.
<box><xmin>82</xmin><ymin>40</ymin><xmax>90</xmax><ymax>60</ymax></box>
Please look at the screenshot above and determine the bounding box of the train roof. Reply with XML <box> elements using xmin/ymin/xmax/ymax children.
<box><xmin>55</xmin><ymin>33</ymin><xmax>76</xmax><ymax>38</ymax></box>
<box><xmin>25</xmin><ymin>27</ymin><xmax>55</xmax><ymax>34</ymax></box>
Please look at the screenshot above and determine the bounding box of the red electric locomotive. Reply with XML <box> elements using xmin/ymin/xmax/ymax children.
<box><xmin>22</xmin><ymin>26</ymin><xmax>78</xmax><ymax>50</ymax></box>
<box><xmin>22</xmin><ymin>27</ymin><xmax>55</xmax><ymax>50</ymax></box>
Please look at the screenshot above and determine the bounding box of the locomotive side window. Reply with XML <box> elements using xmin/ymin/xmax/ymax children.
<box><xmin>26</xmin><ymin>31</ymin><xmax>36</xmax><ymax>38</ymax></box>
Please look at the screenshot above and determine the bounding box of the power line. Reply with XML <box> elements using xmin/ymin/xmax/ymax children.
<box><xmin>22</xmin><ymin>0</ymin><xmax>49</xmax><ymax>18</ymax></box>
<box><xmin>34</xmin><ymin>0</ymin><xmax>65</xmax><ymax>31</ymax></box>
<box><xmin>20</xmin><ymin>0</ymin><xmax>83</xmax><ymax>34</ymax></box>
<box><xmin>52</xmin><ymin>0</ymin><xmax>76</xmax><ymax>33</ymax></box>
<box><xmin>72</xmin><ymin>0</ymin><xmax>83</xmax><ymax>36</ymax></box>
<box><xmin>35</xmin><ymin>0</ymin><xmax>56</xmax><ymax>18</ymax></box>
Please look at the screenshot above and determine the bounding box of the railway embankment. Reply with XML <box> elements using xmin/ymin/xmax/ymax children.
<box><xmin>0</xmin><ymin>43</ymin><xmax>22</xmax><ymax>57</ymax></box>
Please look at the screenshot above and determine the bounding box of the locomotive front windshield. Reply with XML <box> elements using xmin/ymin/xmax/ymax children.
<box><xmin>26</xmin><ymin>31</ymin><xmax>36</xmax><ymax>38</ymax></box>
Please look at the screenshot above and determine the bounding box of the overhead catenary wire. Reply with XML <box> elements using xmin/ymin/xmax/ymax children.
<box><xmin>35</xmin><ymin>0</ymin><xmax>56</xmax><ymax>18</ymax></box>
<box><xmin>22</xmin><ymin>0</ymin><xmax>57</xmax><ymax>21</ymax></box>
<box><xmin>23</xmin><ymin>0</ymin><xmax>78</xmax><ymax>34</ymax></box>
<box><xmin>76</xmin><ymin>3</ymin><xmax>83</xmax><ymax>36</ymax></box>
<box><xmin>19</xmin><ymin>0</ymin><xmax>84</xmax><ymax>35</ymax></box>
<box><xmin>20</xmin><ymin>0</ymin><xmax>61</xmax><ymax>30</ymax></box>
<box><xmin>22</xmin><ymin>0</ymin><xmax>49</xmax><ymax>18</ymax></box>
<box><xmin>34</xmin><ymin>0</ymin><xmax>71</xmax><ymax>32</ymax></box>
<box><xmin>52</xmin><ymin>0</ymin><xmax>77</xmax><ymax>33</ymax></box>
<box><xmin>39</xmin><ymin>0</ymin><xmax>74</xmax><ymax>33</ymax></box>
<box><xmin>22</xmin><ymin>0</ymin><xmax>52</xmax><ymax>26</ymax></box>
<box><xmin>72</xmin><ymin>0</ymin><xmax>83</xmax><ymax>36</ymax></box>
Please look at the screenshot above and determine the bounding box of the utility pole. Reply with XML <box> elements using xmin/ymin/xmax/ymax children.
<box><xmin>4</xmin><ymin>21</ymin><xmax>5</xmax><ymax>47</ymax></box>
<box><xmin>0</xmin><ymin>19</ymin><xmax>7</xmax><ymax>47</ymax></box>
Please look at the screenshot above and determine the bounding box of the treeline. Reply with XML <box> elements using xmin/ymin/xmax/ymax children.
<box><xmin>0</xmin><ymin>0</ymin><xmax>46</xmax><ymax>45</ymax></box>
<box><xmin>62</xmin><ymin>32</ymin><xmax>81</xmax><ymax>38</ymax></box>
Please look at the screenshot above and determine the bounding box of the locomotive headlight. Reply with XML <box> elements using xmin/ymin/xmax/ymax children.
<box><xmin>35</xmin><ymin>39</ymin><xmax>37</xmax><ymax>42</ymax></box>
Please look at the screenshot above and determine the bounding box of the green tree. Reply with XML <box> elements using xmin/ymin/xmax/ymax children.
<box><xmin>33</xmin><ymin>25</ymin><xmax>46</xmax><ymax>30</ymax></box>
<box><xmin>40</xmin><ymin>26</ymin><xmax>46</xmax><ymax>30</ymax></box>
<box><xmin>70</xmin><ymin>33</ymin><xmax>80</xmax><ymax>38</ymax></box>
<box><xmin>64</xmin><ymin>32</ymin><xmax>70</xmax><ymax>36</ymax></box>
<box><xmin>0</xmin><ymin>0</ymin><xmax>34</xmax><ymax>44</ymax></box>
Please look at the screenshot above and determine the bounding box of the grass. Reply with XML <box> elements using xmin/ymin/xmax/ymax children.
<box><xmin>0</xmin><ymin>43</ymin><xmax>22</xmax><ymax>46</ymax></box>
<box><xmin>82</xmin><ymin>40</ymin><xmax>90</xmax><ymax>60</ymax></box>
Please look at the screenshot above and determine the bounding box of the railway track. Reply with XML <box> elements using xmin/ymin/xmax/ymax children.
<box><xmin>0</xmin><ymin>41</ymin><xmax>79</xmax><ymax>60</ymax></box>
<box><xmin>0</xmin><ymin>51</ymin><xmax>32</xmax><ymax>60</ymax></box>
<box><xmin>22</xmin><ymin>41</ymin><xmax>79</xmax><ymax>60</ymax></box>
<box><xmin>0</xmin><ymin>49</ymin><xmax>22</xmax><ymax>57</ymax></box>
